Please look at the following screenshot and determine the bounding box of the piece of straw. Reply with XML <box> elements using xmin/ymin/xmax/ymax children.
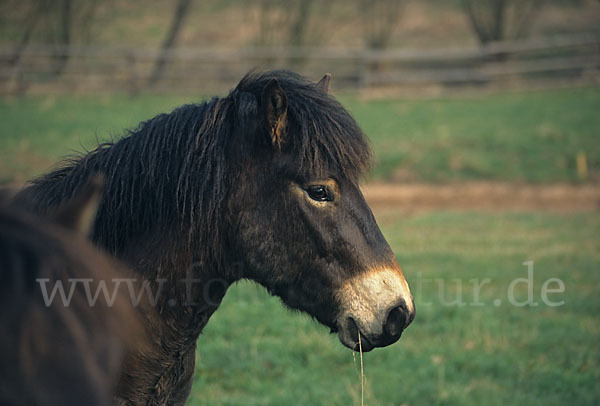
<box><xmin>358</xmin><ymin>331</ymin><xmax>364</xmax><ymax>406</ymax></box>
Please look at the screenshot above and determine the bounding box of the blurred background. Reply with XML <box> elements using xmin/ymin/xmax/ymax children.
<box><xmin>1</xmin><ymin>1</ymin><xmax>599</xmax><ymax>405</ymax></box>
<box><xmin>0</xmin><ymin>0</ymin><xmax>599</xmax><ymax>94</ymax></box>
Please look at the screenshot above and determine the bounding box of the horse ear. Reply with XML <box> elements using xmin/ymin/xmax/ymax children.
<box><xmin>261</xmin><ymin>78</ymin><xmax>288</xmax><ymax>148</ymax></box>
<box><xmin>50</xmin><ymin>175</ymin><xmax>104</xmax><ymax>237</ymax></box>
<box><xmin>316</xmin><ymin>73</ymin><xmax>331</xmax><ymax>93</ymax></box>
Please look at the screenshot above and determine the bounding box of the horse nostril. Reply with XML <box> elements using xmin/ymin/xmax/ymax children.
<box><xmin>384</xmin><ymin>305</ymin><xmax>407</xmax><ymax>338</ymax></box>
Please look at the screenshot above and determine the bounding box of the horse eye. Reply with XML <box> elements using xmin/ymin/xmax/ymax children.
<box><xmin>306</xmin><ymin>185</ymin><xmax>331</xmax><ymax>202</ymax></box>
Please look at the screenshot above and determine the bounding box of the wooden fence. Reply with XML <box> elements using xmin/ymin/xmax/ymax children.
<box><xmin>1</xmin><ymin>33</ymin><xmax>598</xmax><ymax>95</ymax></box>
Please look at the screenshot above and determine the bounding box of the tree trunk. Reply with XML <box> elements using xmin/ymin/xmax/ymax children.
<box><xmin>148</xmin><ymin>0</ymin><xmax>193</xmax><ymax>87</ymax></box>
<box><xmin>8</xmin><ymin>1</ymin><xmax>42</xmax><ymax>67</ymax></box>
<box><xmin>52</xmin><ymin>0</ymin><xmax>71</xmax><ymax>76</ymax></box>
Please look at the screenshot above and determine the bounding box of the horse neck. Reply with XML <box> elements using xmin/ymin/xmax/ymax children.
<box><xmin>114</xmin><ymin>235</ymin><xmax>233</xmax><ymax>405</ymax></box>
<box><xmin>120</xmin><ymin>228</ymin><xmax>232</xmax><ymax>335</ymax></box>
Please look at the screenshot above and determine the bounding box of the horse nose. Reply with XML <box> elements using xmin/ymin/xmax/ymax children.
<box><xmin>384</xmin><ymin>302</ymin><xmax>414</xmax><ymax>340</ymax></box>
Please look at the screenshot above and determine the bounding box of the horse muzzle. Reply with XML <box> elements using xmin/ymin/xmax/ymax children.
<box><xmin>335</xmin><ymin>267</ymin><xmax>415</xmax><ymax>351</ymax></box>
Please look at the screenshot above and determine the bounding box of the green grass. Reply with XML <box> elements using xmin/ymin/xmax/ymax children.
<box><xmin>0</xmin><ymin>89</ymin><xmax>598</xmax><ymax>404</ymax></box>
<box><xmin>1</xmin><ymin>87</ymin><xmax>599</xmax><ymax>185</ymax></box>
<box><xmin>340</xmin><ymin>88</ymin><xmax>600</xmax><ymax>182</ymax></box>
<box><xmin>188</xmin><ymin>211</ymin><xmax>600</xmax><ymax>405</ymax></box>
<box><xmin>0</xmin><ymin>94</ymin><xmax>190</xmax><ymax>184</ymax></box>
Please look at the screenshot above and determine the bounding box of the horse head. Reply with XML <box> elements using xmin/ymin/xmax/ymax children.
<box><xmin>227</xmin><ymin>71</ymin><xmax>415</xmax><ymax>351</ymax></box>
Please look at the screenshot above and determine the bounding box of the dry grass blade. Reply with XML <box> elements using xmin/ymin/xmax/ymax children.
<box><xmin>358</xmin><ymin>331</ymin><xmax>364</xmax><ymax>406</ymax></box>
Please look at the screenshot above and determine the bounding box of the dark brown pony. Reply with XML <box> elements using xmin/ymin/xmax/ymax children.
<box><xmin>1</xmin><ymin>178</ymin><xmax>142</xmax><ymax>406</ymax></box>
<box><xmin>14</xmin><ymin>70</ymin><xmax>415</xmax><ymax>405</ymax></box>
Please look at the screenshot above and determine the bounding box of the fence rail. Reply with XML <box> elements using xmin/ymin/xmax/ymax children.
<box><xmin>1</xmin><ymin>33</ymin><xmax>598</xmax><ymax>95</ymax></box>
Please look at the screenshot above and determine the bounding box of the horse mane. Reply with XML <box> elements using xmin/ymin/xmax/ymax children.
<box><xmin>233</xmin><ymin>70</ymin><xmax>371</xmax><ymax>179</ymax></box>
<box><xmin>19</xmin><ymin>99</ymin><xmax>232</xmax><ymax>258</ymax></box>
<box><xmin>16</xmin><ymin>70</ymin><xmax>372</xmax><ymax>266</ymax></box>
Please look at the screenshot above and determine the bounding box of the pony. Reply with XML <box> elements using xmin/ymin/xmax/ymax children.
<box><xmin>13</xmin><ymin>70</ymin><xmax>415</xmax><ymax>405</ymax></box>
<box><xmin>0</xmin><ymin>177</ymin><xmax>142</xmax><ymax>406</ymax></box>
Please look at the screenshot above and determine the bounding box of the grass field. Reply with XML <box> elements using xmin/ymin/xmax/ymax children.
<box><xmin>1</xmin><ymin>88</ymin><xmax>598</xmax><ymax>405</ymax></box>
<box><xmin>188</xmin><ymin>211</ymin><xmax>600</xmax><ymax>405</ymax></box>
<box><xmin>0</xmin><ymin>87</ymin><xmax>598</xmax><ymax>185</ymax></box>
<box><xmin>342</xmin><ymin>88</ymin><xmax>600</xmax><ymax>183</ymax></box>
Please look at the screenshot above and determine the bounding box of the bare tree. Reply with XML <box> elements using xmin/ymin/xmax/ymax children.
<box><xmin>253</xmin><ymin>0</ymin><xmax>324</xmax><ymax>66</ymax></box>
<box><xmin>6</xmin><ymin>0</ymin><xmax>43</xmax><ymax>66</ymax></box>
<box><xmin>148</xmin><ymin>0</ymin><xmax>194</xmax><ymax>86</ymax></box>
<box><xmin>288</xmin><ymin>0</ymin><xmax>315</xmax><ymax>48</ymax></box>
<box><xmin>256</xmin><ymin>0</ymin><xmax>286</xmax><ymax>48</ymax></box>
<box><xmin>255</xmin><ymin>0</ymin><xmax>319</xmax><ymax>47</ymax></box>
<box><xmin>4</xmin><ymin>0</ymin><xmax>101</xmax><ymax>75</ymax></box>
<box><xmin>52</xmin><ymin>0</ymin><xmax>72</xmax><ymax>76</ymax></box>
<box><xmin>462</xmin><ymin>0</ymin><xmax>543</xmax><ymax>46</ymax></box>
<box><xmin>360</xmin><ymin>0</ymin><xmax>405</xmax><ymax>74</ymax></box>
<box><xmin>361</xmin><ymin>0</ymin><xmax>405</xmax><ymax>50</ymax></box>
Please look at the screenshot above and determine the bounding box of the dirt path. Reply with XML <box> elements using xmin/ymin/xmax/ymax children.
<box><xmin>4</xmin><ymin>181</ymin><xmax>598</xmax><ymax>212</ymax></box>
<box><xmin>362</xmin><ymin>182</ymin><xmax>600</xmax><ymax>212</ymax></box>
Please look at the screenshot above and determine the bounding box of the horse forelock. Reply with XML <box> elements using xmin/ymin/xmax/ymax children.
<box><xmin>232</xmin><ymin>70</ymin><xmax>372</xmax><ymax>182</ymax></box>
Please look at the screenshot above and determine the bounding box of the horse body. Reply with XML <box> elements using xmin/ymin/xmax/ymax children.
<box><xmin>16</xmin><ymin>105</ymin><xmax>233</xmax><ymax>404</ymax></box>
<box><xmin>0</xmin><ymin>178</ymin><xmax>141</xmax><ymax>405</ymax></box>
<box><xmin>14</xmin><ymin>70</ymin><xmax>414</xmax><ymax>405</ymax></box>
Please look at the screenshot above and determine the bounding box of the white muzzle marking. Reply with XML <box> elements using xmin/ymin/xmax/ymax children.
<box><xmin>337</xmin><ymin>267</ymin><xmax>413</xmax><ymax>335</ymax></box>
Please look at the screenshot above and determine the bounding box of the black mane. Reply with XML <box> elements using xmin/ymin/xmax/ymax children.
<box><xmin>233</xmin><ymin>70</ymin><xmax>371</xmax><ymax>179</ymax></box>
<box><xmin>16</xmin><ymin>70</ymin><xmax>371</xmax><ymax>262</ymax></box>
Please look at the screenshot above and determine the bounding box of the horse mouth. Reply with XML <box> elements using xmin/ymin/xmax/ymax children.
<box><xmin>340</xmin><ymin>317</ymin><xmax>375</xmax><ymax>352</ymax></box>
<box><xmin>334</xmin><ymin>266</ymin><xmax>414</xmax><ymax>352</ymax></box>
<box><xmin>336</xmin><ymin>305</ymin><xmax>413</xmax><ymax>352</ymax></box>
<box><xmin>351</xmin><ymin>321</ymin><xmax>375</xmax><ymax>353</ymax></box>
